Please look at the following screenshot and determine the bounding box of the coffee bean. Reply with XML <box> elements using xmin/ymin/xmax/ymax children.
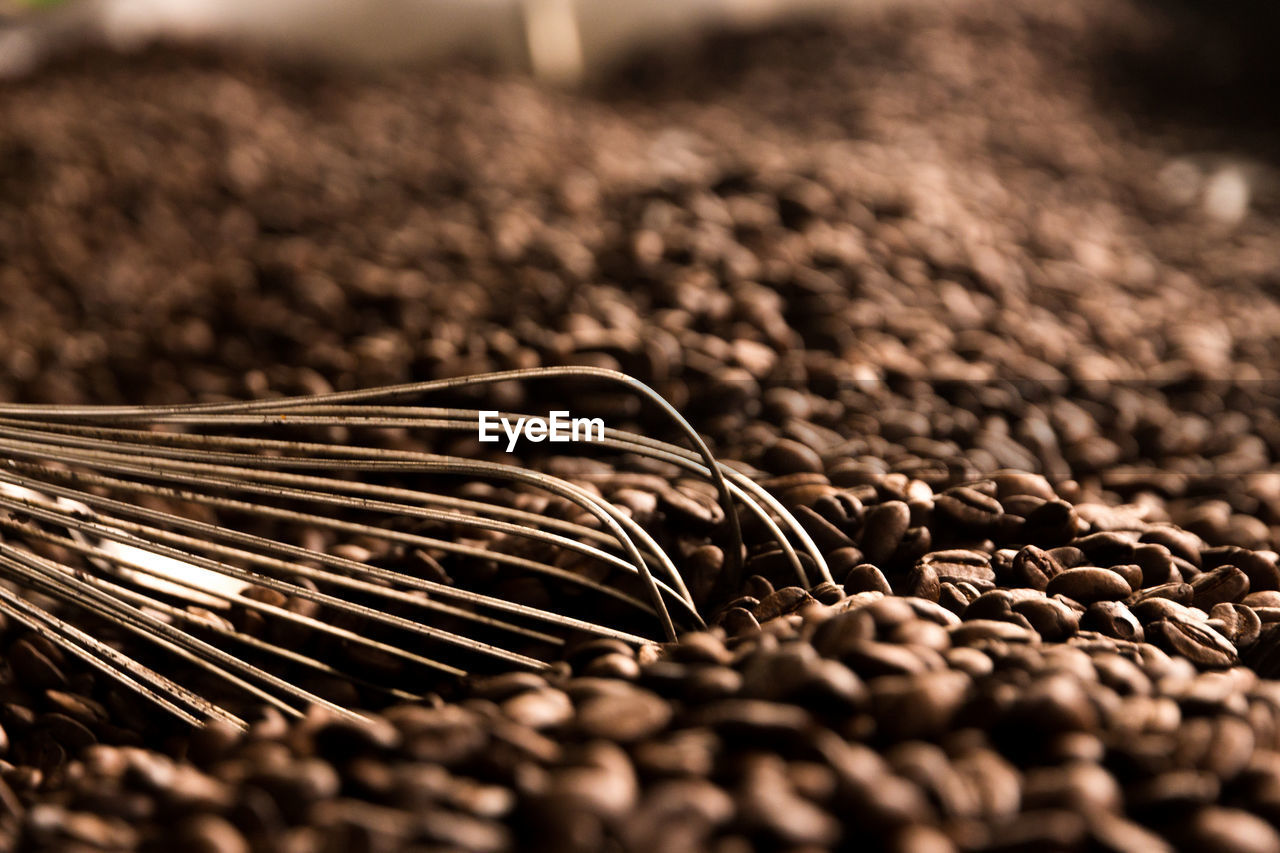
<box><xmin>754</xmin><ymin>587</ymin><xmax>814</xmax><ymax>623</ymax></box>
<box><xmin>1204</xmin><ymin>547</ymin><xmax>1280</xmax><ymax>593</ymax></box>
<box><xmin>861</xmin><ymin>501</ymin><xmax>911</xmax><ymax>565</ymax></box>
<box><xmin>1129</xmin><ymin>582</ymin><xmax>1195</xmax><ymax>606</ymax></box>
<box><xmin>1046</xmin><ymin>568</ymin><xmax>1132</xmax><ymax>604</ymax></box>
<box><xmin>794</xmin><ymin>505</ymin><xmax>856</xmax><ymax>553</ymax></box>
<box><xmin>1008</xmin><ymin>545</ymin><xmax>1064</xmax><ymax>590</ymax></box>
<box><xmin>9</xmin><ymin>638</ymin><xmax>68</xmax><ymax>691</ymax></box>
<box><xmin>1210</xmin><ymin>603</ymin><xmax>1262</xmax><ymax>648</ymax></box>
<box><xmin>1174</xmin><ymin>806</ymin><xmax>1280</xmax><ymax>853</ymax></box>
<box><xmin>1148</xmin><ymin>619</ymin><xmax>1238</xmax><ymax>669</ymax></box>
<box><xmin>934</xmin><ymin>485</ymin><xmax>1004</xmax><ymax>530</ymax></box>
<box><xmin>1023</xmin><ymin>500</ymin><xmax>1080</xmax><ymax>546</ymax></box>
<box><xmin>575</xmin><ymin>687</ymin><xmax>671</xmax><ymax>742</ymax></box>
<box><xmin>900</xmin><ymin>563</ymin><xmax>941</xmax><ymax>601</ymax></box>
<box><xmin>844</xmin><ymin>564</ymin><xmax>893</xmax><ymax>595</ymax></box>
<box><xmin>1191</xmin><ymin>566</ymin><xmax>1251</xmax><ymax>610</ymax></box>
<box><xmin>761</xmin><ymin>438</ymin><xmax>825</xmax><ymax>475</ymax></box>
<box><xmin>917</xmin><ymin>550</ymin><xmax>995</xmax><ymax>586</ymax></box>
<box><xmin>870</xmin><ymin>671</ymin><xmax>968</xmax><ymax>740</ymax></box>
<box><xmin>949</xmin><ymin>619</ymin><xmax>1040</xmax><ymax>646</ymax></box>
<box><xmin>1080</xmin><ymin>601</ymin><xmax>1144</xmax><ymax>642</ymax></box>
<box><xmin>1012</xmin><ymin>597</ymin><xmax>1080</xmax><ymax>642</ymax></box>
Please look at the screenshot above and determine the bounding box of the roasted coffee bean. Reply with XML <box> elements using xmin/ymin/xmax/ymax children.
<box><xmin>844</xmin><ymin>563</ymin><xmax>893</xmax><ymax>595</ymax></box>
<box><xmin>1012</xmin><ymin>597</ymin><xmax>1080</xmax><ymax>642</ymax></box>
<box><xmin>1079</xmin><ymin>601</ymin><xmax>1144</xmax><ymax>642</ymax></box>
<box><xmin>1022</xmin><ymin>500</ymin><xmax>1080</xmax><ymax>546</ymax></box>
<box><xmin>1008</xmin><ymin>545</ymin><xmax>1064</xmax><ymax>590</ymax></box>
<box><xmin>1204</xmin><ymin>547</ymin><xmax>1280</xmax><ymax>593</ymax></box>
<box><xmin>917</xmin><ymin>550</ymin><xmax>995</xmax><ymax>586</ymax></box>
<box><xmin>1046</xmin><ymin>568</ymin><xmax>1132</xmax><ymax>604</ymax></box>
<box><xmin>933</xmin><ymin>485</ymin><xmax>1004</xmax><ymax>531</ymax></box>
<box><xmin>861</xmin><ymin>501</ymin><xmax>911</xmax><ymax>566</ymax></box>
<box><xmin>1191</xmin><ymin>566</ymin><xmax>1252</xmax><ymax>610</ymax></box>
<box><xmin>1210</xmin><ymin>603</ymin><xmax>1262</xmax><ymax>648</ymax></box>
<box><xmin>1148</xmin><ymin>619</ymin><xmax>1238</xmax><ymax>669</ymax></box>
<box><xmin>1129</xmin><ymin>582</ymin><xmax>1195</xmax><ymax>606</ymax></box>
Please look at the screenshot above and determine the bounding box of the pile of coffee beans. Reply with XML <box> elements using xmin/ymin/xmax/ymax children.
<box><xmin>4</xmin><ymin>0</ymin><xmax>1280</xmax><ymax>849</ymax></box>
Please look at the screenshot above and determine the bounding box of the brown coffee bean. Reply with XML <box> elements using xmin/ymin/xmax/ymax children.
<box><xmin>861</xmin><ymin>501</ymin><xmax>911</xmax><ymax>565</ymax></box>
<box><xmin>1079</xmin><ymin>601</ymin><xmax>1144</xmax><ymax>642</ymax></box>
<box><xmin>870</xmin><ymin>671</ymin><xmax>968</xmax><ymax>741</ymax></box>
<box><xmin>1047</xmin><ymin>546</ymin><xmax>1090</xmax><ymax>568</ymax></box>
<box><xmin>761</xmin><ymin>438</ymin><xmax>825</xmax><ymax>475</ymax></box>
<box><xmin>8</xmin><ymin>638</ymin><xmax>68</xmax><ymax>691</ymax></box>
<box><xmin>1210</xmin><ymin>603</ymin><xmax>1262</xmax><ymax>648</ymax></box>
<box><xmin>1012</xmin><ymin>597</ymin><xmax>1080</xmax><ymax>642</ymax></box>
<box><xmin>1008</xmin><ymin>545</ymin><xmax>1063</xmax><ymax>590</ymax></box>
<box><xmin>1148</xmin><ymin>619</ymin><xmax>1238</xmax><ymax>669</ymax></box>
<box><xmin>844</xmin><ymin>563</ymin><xmax>893</xmax><ymax>595</ymax></box>
<box><xmin>794</xmin><ymin>505</ymin><xmax>856</xmax><ymax>552</ymax></box>
<box><xmin>1131</xmin><ymin>597</ymin><xmax>1195</xmax><ymax>626</ymax></box>
<box><xmin>1129</xmin><ymin>582</ymin><xmax>1195</xmax><ymax>606</ymax></box>
<box><xmin>949</xmin><ymin>619</ymin><xmax>1040</xmax><ymax>646</ymax></box>
<box><xmin>990</xmin><ymin>470</ymin><xmax>1057</xmax><ymax>501</ymax></box>
<box><xmin>1046</xmin><ymin>567</ymin><xmax>1132</xmax><ymax>604</ymax></box>
<box><xmin>575</xmin><ymin>687</ymin><xmax>671</xmax><ymax>742</ymax></box>
<box><xmin>754</xmin><ymin>587</ymin><xmax>813</xmax><ymax>623</ymax></box>
<box><xmin>1175</xmin><ymin>806</ymin><xmax>1280</xmax><ymax>853</ymax></box>
<box><xmin>1142</xmin><ymin>526</ymin><xmax>1206</xmax><ymax>567</ymax></box>
<box><xmin>934</xmin><ymin>485</ymin><xmax>1003</xmax><ymax>530</ymax></box>
<box><xmin>1023</xmin><ymin>500</ymin><xmax>1080</xmax><ymax>546</ymax></box>
<box><xmin>1245</xmin><ymin>591</ymin><xmax>1280</xmax><ymax>608</ymax></box>
<box><xmin>1204</xmin><ymin>547</ymin><xmax>1280</xmax><ymax>593</ymax></box>
<box><xmin>1109</xmin><ymin>563</ymin><xmax>1145</xmax><ymax>589</ymax></box>
<box><xmin>900</xmin><ymin>562</ymin><xmax>941</xmax><ymax>601</ymax></box>
<box><xmin>502</xmin><ymin>688</ymin><xmax>574</xmax><ymax>730</ymax></box>
<box><xmin>918</xmin><ymin>550</ymin><xmax>995</xmax><ymax>586</ymax></box>
<box><xmin>1133</xmin><ymin>543</ymin><xmax>1181</xmax><ymax>587</ymax></box>
<box><xmin>1191</xmin><ymin>565</ymin><xmax>1251</xmax><ymax>610</ymax></box>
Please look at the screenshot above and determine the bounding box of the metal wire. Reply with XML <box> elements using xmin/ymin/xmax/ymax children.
<box><xmin>0</xmin><ymin>368</ymin><xmax>827</xmax><ymax>727</ymax></box>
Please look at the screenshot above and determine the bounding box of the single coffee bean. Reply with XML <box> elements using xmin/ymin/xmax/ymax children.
<box><xmin>1131</xmin><ymin>597</ymin><xmax>1195</xmax><ymax>626</ymax></box>
<box><xmin>1073</xmin><ymin>532</ymin><xmax>1137</xmax><ymax>565</ymax></box>
<box><xmin>1147</xmin><ymin>619</ymin><xmax>1238</xmax><ymax>669</ymax></box>
<box><xmin>1141</xmin><ymin>526</ymin><xmax>1205</xmax><ymax>567</ymax></box>
<box><xmin>843</xmin><ymin>564</ymin><xmax>892</xmax><ymax>595</ymax></box>
<box><xmin>934</xmin><ymin>485</ymin><xmax>1004</xmax><ymax>530</ymax></box>
<box><xmin>793</xmin><ymin>505</ymin><xmax>856</xmax><ymax>553</ymax></box>
<box><xmin>1047</xmin><ymin>546</ymin><xmax>1089</xmax><ymax>568</ymax></box>
<box><xmin>860</xmin><ymin>501</ymin><xmax>911</xmax><ymax>565</ymax></box>
<box><xmin>1210</xmin><ymin>603</ymin><xmax>1262</xmax><ymax>648</ymax></box>
<box><xmin>1245</xmin><ymin>591</ymin><xmax>1280</xmax><ymax>608</ymax></box>
<box><xmin>899</xmin><ymin>562</ymin><xmax>941</xmax><ymax>602</ymax></box>
<box><xmin>1079</xmin><ymin>601</ymin><xmax>1144</xmax><ymax>642</ymax></box>
<box><xmin>761</xmin><ymin>438</ymin><xmax>825</xmax><ymax>475</ymax></box>
<box><xmin>1008</xmin><ymin>545</ymin><xmax>1064</xmax><ymax>590</ymax></box>
<box><xmin>1133</xmin><ymin>543</ymin><xmax>1181</xmax><ymax>587</ymax></box>
<box><xmin>1045</xmin><ymin>568</ymin><xmax>1132</xmax><ymax>604</ymax></box>
<box><xmin>1203</xmin><ymin>546</ymin><xmax>1280</xmax><ymax>593</ymax></box>
<box><xmin>1109</xmin><ymin>564</ymin><xmax>1145</xmax><ymax>589</ymax></box>
<box><xmin>1012</xmin><ymin>597</ymin><xmax>1080</xmax><ymax>642</ymax></box>
<box><xmin>1129</xmin><ymin>582</ymin><xmax>1195</xmax><ymax>606</ymax></box>
<box><xmin>1023</xmin><ymin>500</ymin><xmax>1080</xmax><ymax>546</ymax></box>
<box><xmin>917</xmin><ymin>550</ymin><xmax>995</xmax><ymax>586</ymax></box>
<box><xmin>1190</xmin><ymin>566</ymin><xmax>1251</xmax><ymax>610</ymax></box>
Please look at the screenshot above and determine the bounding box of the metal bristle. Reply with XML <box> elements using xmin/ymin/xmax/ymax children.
<box><xmin>0</xmin><ymin>367</ymin><xmax>828</xmax><ymax>728</ymax></box>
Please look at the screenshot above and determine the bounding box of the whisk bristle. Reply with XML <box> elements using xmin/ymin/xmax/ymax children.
<box><xmin>0</xmin><ymin>367</ymin><xmax>828</xmax><ymax>727</ymax></box>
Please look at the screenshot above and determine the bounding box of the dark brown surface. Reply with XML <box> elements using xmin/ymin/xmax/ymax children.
<box><xmin>4</xmin><ymin>0</ymin><xmax>1280</xmax><ymax>850</ymax></box>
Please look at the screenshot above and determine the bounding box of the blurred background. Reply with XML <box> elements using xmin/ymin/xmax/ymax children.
<box><xmin>1</xmin><ymin>0</ymin><xmax>1280</xmax><ymax>547</ymax></box>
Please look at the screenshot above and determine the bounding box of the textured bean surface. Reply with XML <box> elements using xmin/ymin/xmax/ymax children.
<box><xmin>4</xmin><ymin>0</ymin><xmax>1280</xmax><ymax>850</ymax></box>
